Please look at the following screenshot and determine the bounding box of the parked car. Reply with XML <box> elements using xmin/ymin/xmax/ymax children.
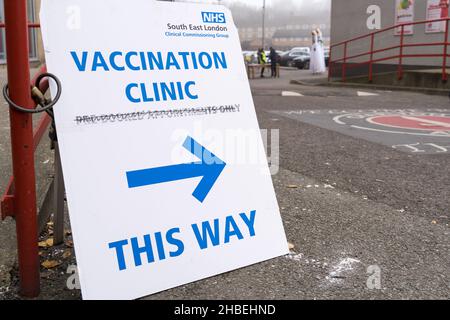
<box><xmin>243</xmin><ymin>51</ymin><xmax>258</xmax><ymax>64</ymax></box>
<box><xmin>279</xmin><ymin>49</ymin><xmax>311</xmax><ymax>67</ymax></box>
<box><xmin>293</xmin><ymin>54</ymin><xmax>310</xmax><ymax>69</ymax></box>
<box><xmin>290</xmin><ymin>47</ymin><xmax>311</xmax><ymax>54</ymax></box>
<box><xmin>294</xmin><ymin>50</ymin><xmax>330</xmax><ymax>70</ymax></box>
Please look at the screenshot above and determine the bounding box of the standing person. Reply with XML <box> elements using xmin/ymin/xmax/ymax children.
<box><xmin>316</xmin><ymin>28</ymin><xmax>326</xmax><ymax>73</ymax></box>
<box><xmin>310</xmin><ymin>30</ymin><xmax>317</xmax><ymax>74</ymax></box>
<box><xmin>269</xmin><ymin>47</ymin><xmax>278</xmax><ymax>78</ymax></box>
<box><xmin>258</xmin><ymin>48</ymin><xmax>267</xmax><ymax>78</ymax></box>
<box><xmin>310</xmin><ymin>28</ymin><xmax>326</xmax><ymax>75</ymax></box>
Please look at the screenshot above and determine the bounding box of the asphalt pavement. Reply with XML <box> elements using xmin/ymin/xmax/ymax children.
<box><xmin>149</xmin><ymin>68</ymin><xmax>450</xmax><ymax>300</ymax></box>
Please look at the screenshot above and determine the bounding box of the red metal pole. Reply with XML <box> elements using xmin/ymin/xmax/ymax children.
<box><xmin>398</xmin><ymin>25</ymin><xmax>404</xmax><ymax>80</ymax></box>
<box><xmin>4</xmin><ymin>0</ymin><xmax>40</xmax><ymax>297</ymax></box>
<box><xmin>442</xmin><ymin>19</ymin><xmax>449</xmax><ymax>82</ymax></box>
<box><xmin>342</xmin><ymin>42</ymin><xmax>347</xmax><ymax>82</ymax></box>
<box><xmin>369</xmin><ymin>33</ymin><xmax>374</xmax><ymax>82</ymax></box>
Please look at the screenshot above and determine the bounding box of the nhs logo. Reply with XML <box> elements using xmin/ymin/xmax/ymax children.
<box><xmin>202</xmin><ymin>12</ymin><xmax>226</xmax><ymax>24</ymax></box>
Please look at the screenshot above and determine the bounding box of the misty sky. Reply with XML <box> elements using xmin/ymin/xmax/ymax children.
<box><xmin>178</xmin><ymin>0</ymin><xmax>330</xmax><ymax>10</ymax></box>
<box><xmin>226</xmin><ymin>0</ymin><xmax>327</xmax><ymax>7</ymax></box>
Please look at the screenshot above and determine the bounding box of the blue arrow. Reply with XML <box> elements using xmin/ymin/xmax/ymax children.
<box><xmin>126</xmin><ymin>136</ymin><xmax>226</xmax><ymax>203</ymax></box>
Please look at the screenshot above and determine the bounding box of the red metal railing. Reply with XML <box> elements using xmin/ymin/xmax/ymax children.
<box><xmin>0</xmin><ymin>23</ymin><xmax>40</xmax><ymax>28</ymax></box>
<box><xmin>328</xmin><ymin>17</ymin><xmax>450</xmax><ymax>82</ymax></box>
<box><xmin>1</xmin><ymin>0</ymin><xmax>48</xmax><ymax>297</ymax></box>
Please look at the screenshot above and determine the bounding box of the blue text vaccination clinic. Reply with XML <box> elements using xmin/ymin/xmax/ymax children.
<box><xmin>69</xmin><ymin>51</ymin><xmax>228</xmax><ymax>104</ymax></box>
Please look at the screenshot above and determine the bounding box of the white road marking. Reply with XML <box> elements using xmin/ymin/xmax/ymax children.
<box><xmin>393</xmin><ymin>143</ymin><xmax>449</xmax><ymax>153</ymax></box>
<box><xmin>424</xmin><ymin>143</ymin><xmax>448</xmax><ymax>152</ymax></box>
<box><xmin>332</xmin><ymin>114</ymin><xmax>349</xmax><ymax>125</ymax></box>
<box><xmin>350</xmin><ymin>125</ymin><xmax>450</xmax><ymax>137</ymax></box>
<box><xmin>282</xmin><ymin>91</ymin><xmax>304</xmax><ymax>97</ymax></box>
<box><xmin>357</xmin><ymin>91</ymin><xmax>379</xmax><ymax>97</ymax></box>
<box><xmin>392</xmin><ymin>143</ymin><xmax>425</xmax><ymax>153</ymax></box>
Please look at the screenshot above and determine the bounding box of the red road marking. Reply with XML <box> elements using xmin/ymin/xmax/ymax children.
<box><xmin>368</xmin><ymin>115</ymin><xmax>450</xmax><ymax>131</ymax></box>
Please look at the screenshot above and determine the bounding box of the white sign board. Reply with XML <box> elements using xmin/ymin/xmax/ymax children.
<box><xmin>395</xmin><ymin>0</ymin><xmax>415</xmax><ymax>35</ymax></box>
<box><xmin>426</xmin><ymin>0</ymin><xmax>449</xmax><ymax>33</ymax></box>
<box><xmin>40</xmin><ymin>0</ymin><xmax>288</xmax><ymax>300</ymax></box>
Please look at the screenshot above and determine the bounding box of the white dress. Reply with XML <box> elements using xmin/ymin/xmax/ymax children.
<box><xmin>310</xmin><ymin>32</ymin><xmax>326</xmax><ymax>74</ymax></box>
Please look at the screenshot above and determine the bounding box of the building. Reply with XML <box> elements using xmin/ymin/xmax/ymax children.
<box><xmin>330</xmin><ymin>0</ymin><xmax>450</xmax><ymax>77</ymax></box>
<box><xmin>272</xmin><ymin>27</ymin><xmax>330</xmax><ymax>51</ymax></box>
<box><xmin>0</xmin><ymin>0</ymin><xmax>44</xmax><ymax>66</ymax></box>
<box><xmin>238</xmin><ymin>23</ymin><xmax>330</xmax><ymax>51</ymax></box>
<box><xmin>1</xmin><ymin>1</ymin><xmax>331</xmax><ymax>64</ymax></box>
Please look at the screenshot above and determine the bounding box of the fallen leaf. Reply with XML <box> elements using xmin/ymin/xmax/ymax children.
<box><xmin>286</xmin><ymin>185</ymin><xmax>298</xmax><ymax>189</ymax></box>
<box><xmin>41</xmin><ymin>260</ymin><xmax>62</xmax><ymax>269</ymax></box>
<box><xmin>65</xmin><ymin>240</ymin><xmax>74</xmax><ymax>248</ymax></box>
<box><xmin>38</xmin><ymin>241</ymin><xmax>48</xmax><ymax>248</ymax></box>
<box><xmin>288</xmin><ymin>242</ymin><xmax>295</xmax><ymax>250</ymax></box>
<box><xmin>62</xmin><ymin>250</ymin><xmax>72</xmax><ymax>259</ymax></box>
<box><xmin>45</xmin><ymin>238</ymin><xmax>54</xmax><ymax>247</ymax></box>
